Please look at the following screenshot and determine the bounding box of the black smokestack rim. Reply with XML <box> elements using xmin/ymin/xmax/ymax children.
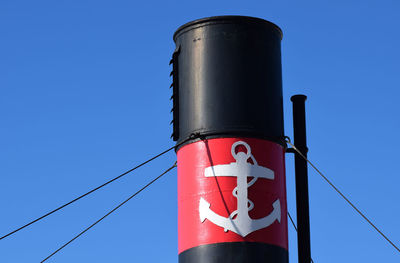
<box><xmin>173</xmin><ymin>15</ymin><xmax>283</xmax><ymax>42</ymax></box>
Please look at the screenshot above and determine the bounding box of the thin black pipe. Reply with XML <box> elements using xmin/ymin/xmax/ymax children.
<box><xmin>291</xmin><ymin>94</ymin><xmax>311</xmax><ymax>263</ymax></box>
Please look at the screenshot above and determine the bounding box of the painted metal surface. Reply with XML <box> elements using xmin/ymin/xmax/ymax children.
<box><xmin>172</xmin><ymin>16</ymin><xmax>287</xmax><ymax>262</ymax></box>
<box><xmin>171</xmin><ymin>16</ymin><xmax>284</xmax><ymax>147</ymax></box>
<box><xmin>291</xmin><ymin>95</ymin><xmax>311</xmax><ymax>263</ymax></box>
<box><xmin>177</xmin><ymin>137</ymin><xmax>288</xmax><ymax>254</ymax></box>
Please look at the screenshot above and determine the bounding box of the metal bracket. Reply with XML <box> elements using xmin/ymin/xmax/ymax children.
<box><xmin>170</xmin><ymin>45</ymin><xmax>181</xmax><ymax>141</ymax></box>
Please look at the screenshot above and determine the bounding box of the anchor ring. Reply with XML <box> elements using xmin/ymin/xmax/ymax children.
<box><xmin>231</xmin><ymin>141</ymin><xmax>252</xmax><ymax>161</ymax></box>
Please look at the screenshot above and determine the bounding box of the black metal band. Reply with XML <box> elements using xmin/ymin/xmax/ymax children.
<box><xmin>179</xmin><ymin>242</ymin><xmax>288</xmax><ymax>263</ymax></box>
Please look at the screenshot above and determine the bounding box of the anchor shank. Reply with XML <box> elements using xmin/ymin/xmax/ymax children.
<box><xmin>236</xmin><ymin>160</ymin><xmax>250</xmax><ymax>221</ymax></box>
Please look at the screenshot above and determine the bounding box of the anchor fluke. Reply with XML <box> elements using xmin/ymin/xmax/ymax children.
<box><xmin>199</xmin><ymin>198</ymin><xmax>210</xmax><ymax>223</ymax></box>
<box><xmin>274</xmin><ymin>199</ymin><xmax>282</xmax><ymax>223</ymax></box>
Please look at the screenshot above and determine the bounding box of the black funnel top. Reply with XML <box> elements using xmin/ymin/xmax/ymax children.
<box><xmin>171</xmin><ymin>16</ymin><xmax>284</xmax><ymax>146</ymax></box>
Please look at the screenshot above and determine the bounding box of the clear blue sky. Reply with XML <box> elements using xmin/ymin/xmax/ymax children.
<box><xmin>1</xmin><ymin>0</ymin><xmax>399</xmax><ymax>262</ymax></box>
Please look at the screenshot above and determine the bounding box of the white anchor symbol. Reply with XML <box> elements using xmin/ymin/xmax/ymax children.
<box><xmin>199</xmin><ymin>141</ymin><xmax>281</xmax><ymax>237</ymax></box>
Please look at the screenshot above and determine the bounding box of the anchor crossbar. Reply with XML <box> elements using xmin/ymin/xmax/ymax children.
<box><xmin>204</xmin><ymin>162</ymin><xmax>274</xmax><ymax>180</ymax></box>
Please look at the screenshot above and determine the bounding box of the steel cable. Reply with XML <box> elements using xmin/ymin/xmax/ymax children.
<box><xmin>287</xmin><ymin>212</ymin><xmax>315</xmax><ymax>263</ymax></box>
<box><xmin>286</xmin><ymin>139</ymin><xmax>400</xmax><ymax>254</ymax></box>
<box><xmin>40</xmin><ymin>162</ymin><xmax>177</xmax><ymax>262</ymax></box>
<box><xmin>0</xmin><ymin>141</ymin><xmax>186</xmax><ymax>241</ymax></box>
